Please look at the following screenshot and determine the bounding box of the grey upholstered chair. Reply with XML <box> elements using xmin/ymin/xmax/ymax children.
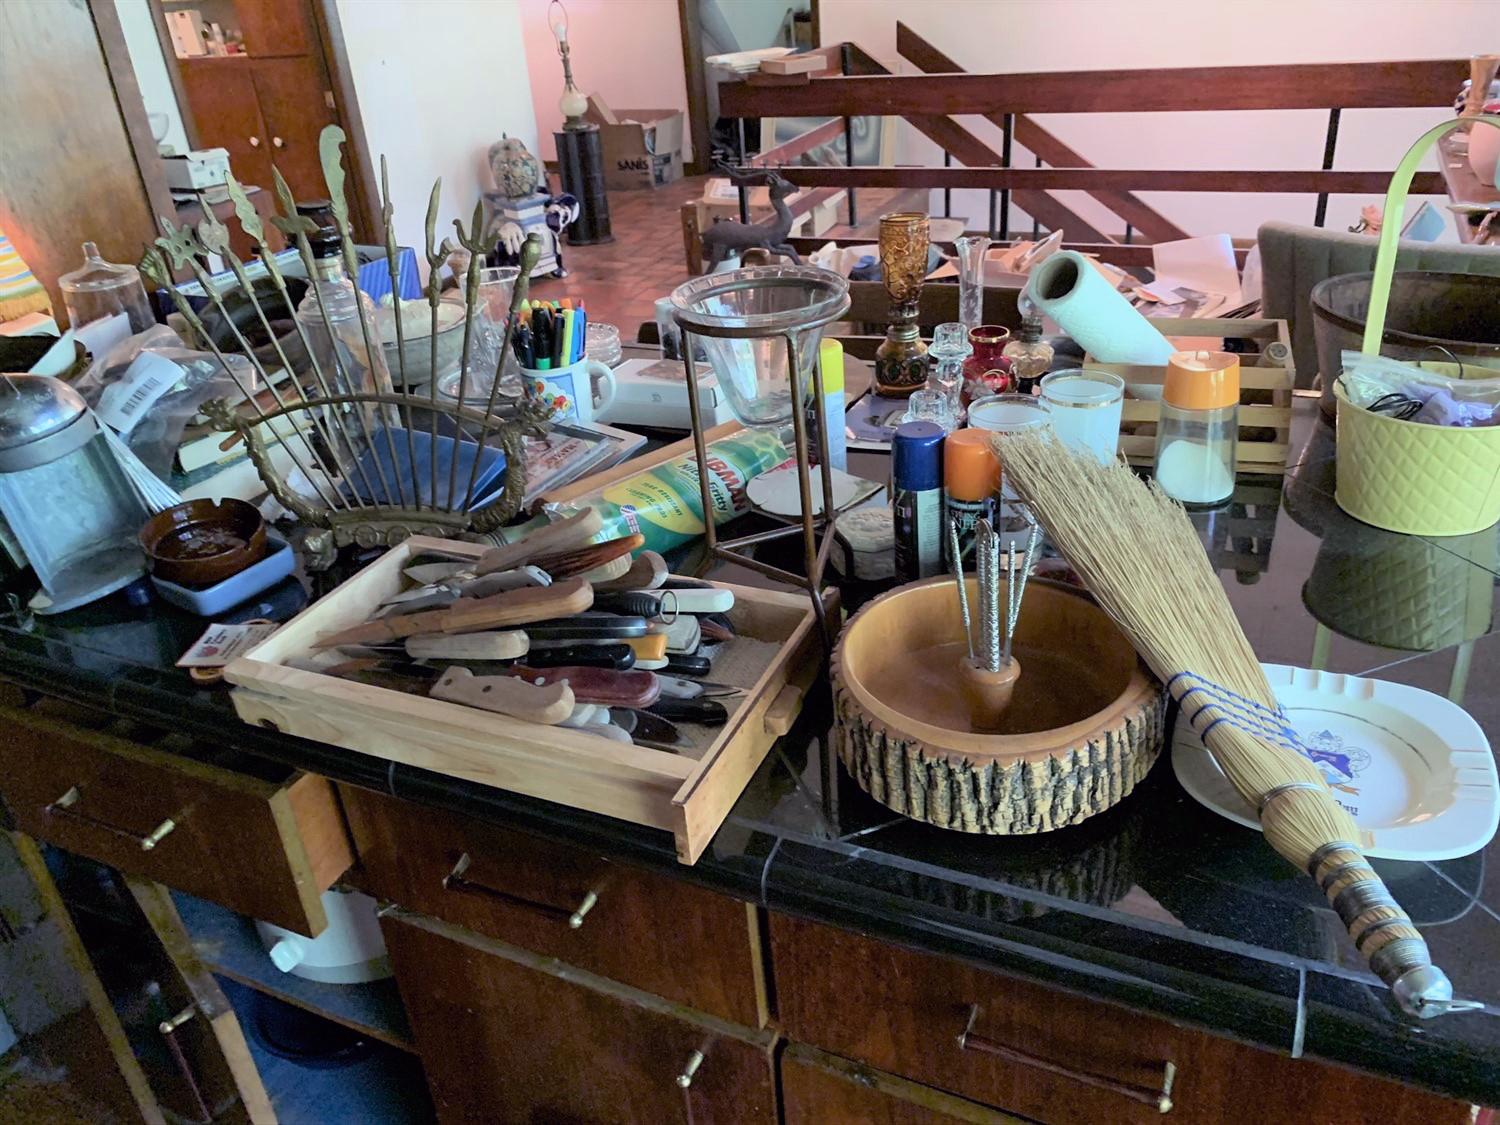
<box><xmin>1256</xmin><ymin>221</ymin><xmax>1500</xmax><ymax>389</ymax></box>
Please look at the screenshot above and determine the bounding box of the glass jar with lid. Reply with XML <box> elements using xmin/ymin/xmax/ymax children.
<box><xmin>58</xmin><ymin>242</ymin><xmax>155</xmax><ymax>333</ymax></box>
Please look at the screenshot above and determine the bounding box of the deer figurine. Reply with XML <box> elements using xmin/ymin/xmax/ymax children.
<box><xmin>700</xmin><ymin>166</ymin><xmax>801</xmax><ymax>272</ymax></box>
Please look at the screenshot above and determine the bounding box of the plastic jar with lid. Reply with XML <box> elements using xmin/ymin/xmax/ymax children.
<box><xmin>1153</xmin><ymin>350</ymin><xmax>1239</xmax><ymax>506</ymax></box>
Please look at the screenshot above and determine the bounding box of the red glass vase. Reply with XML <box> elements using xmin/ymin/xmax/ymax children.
<box><xmin>960</xmin><ymin>325</ymin><xmax>1014</xmax><ymax>405</ymax></box>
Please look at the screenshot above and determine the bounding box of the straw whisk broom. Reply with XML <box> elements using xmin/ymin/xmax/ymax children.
<box><xmin>996</xmin><ymin>429</ymin><xmax>1475</xmax><ymax>1019</ymax></box>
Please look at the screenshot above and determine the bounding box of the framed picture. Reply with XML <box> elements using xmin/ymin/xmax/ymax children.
<box><xmin>760</xmin><ymin>114</ymin><xmax>896</xmax><ymax>166</ymax></box>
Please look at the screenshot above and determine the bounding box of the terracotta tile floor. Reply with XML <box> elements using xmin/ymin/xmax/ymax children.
<box><xmin>528</xmin><ymin>176</ymin><xmax>705</xmax><ymax>340</ymax></box>
<box><xmin>528</xmin><ymin>176</ymin><xmax>921</xmax><ymax>341</ymax></box>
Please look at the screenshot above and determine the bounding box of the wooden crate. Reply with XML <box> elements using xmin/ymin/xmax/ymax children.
<box><xmin>224</xmin><ymin>536</ymin><xmax>820</xmax><ymax>864</ymax></box>
<box><xmin>1084</xmin><ymin>317</ymin><xmax>1295</xmax><ymax>474</ymax></box>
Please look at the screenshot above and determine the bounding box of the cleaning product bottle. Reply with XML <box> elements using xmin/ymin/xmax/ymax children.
<box><xmin>943</xmin><ymin>428</ymin><xmax>1001</xmax><ymax>567</ymax></box>
<box><xmin>816</xmin><ymin>338</ymin><xmax>848</xmax><ymax>472</ymax></box>
<box><xmin>892</xmin><ymin>420</ymin><xmax>944</xmax><ymax>582</ymax></box>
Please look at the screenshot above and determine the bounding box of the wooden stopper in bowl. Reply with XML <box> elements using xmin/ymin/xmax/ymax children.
<box><xmin>959</xmin><ymin>655</ymin><xmax>1020</xmax><ymax>733</ymax></box>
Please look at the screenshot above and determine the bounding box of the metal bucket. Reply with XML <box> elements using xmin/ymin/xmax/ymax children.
<box><xmin>1311</xmin><ymin>270</ymin><xmax>1500</xmax><ymax>418</ymax></box>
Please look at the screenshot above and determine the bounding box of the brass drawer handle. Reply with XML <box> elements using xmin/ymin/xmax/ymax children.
<box><xmin>45</xmin><ymin>786</ymin><xmax>178</xmax><ymax>851</ymax></box>
<box><xmin>441</xmin><ymin>852</ymin><xmax>600</xmax><ymax>928</ymax></box>
<box><xmin>957</xmin><ymin>1005</ymin><xmax>1177</xmax><ymax>1114</ymax></box>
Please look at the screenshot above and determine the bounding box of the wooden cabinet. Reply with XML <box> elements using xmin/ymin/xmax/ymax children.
<box><xmin>235</xmin><ymin>0</ymin><xmax>313</xmax><ymax>58</ymax></box>
<box><xmin>178</xmin><ymin>54</ymin><xmax>335</xmax><ymax>203</ymax></box>
<box><xmin>383</xmin><ymin>914</ymin><xmax>777</xmax><ymax>1125</ymax></box>
<box><xmin>770</xmin><ymin>913</ymin><xmax>1472</xmax><ymax>1125</ymax></box>
<box><xmin>341</xmin><ymin>785</ymin><xmax>766</xmax><ymax>1027</ymax></box>
<box><xmin>0</xmin><ymin>698</ymin><xmax>352</xmax><ymax>935</ymax></box>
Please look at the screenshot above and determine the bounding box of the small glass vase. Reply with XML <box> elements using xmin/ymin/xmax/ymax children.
<box><xmin>961</xmin><ymin>325</ymin><xmax>1014</xmax><ymax>405</ymax></box>
<box><xmin>954</xmin><ymin>234</ymin><xmax>990</xmax><ymax>334</ymax></box>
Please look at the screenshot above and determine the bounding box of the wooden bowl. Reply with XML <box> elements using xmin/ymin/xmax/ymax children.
<box><xmin>831</xmin><ymin>575</ymin><xmax>1165</xmax><ymax>834</ymax></box>
<box><xmin>139</xmin><ymin>498</ymin><xmax>268</xmax><ymax>589</ymax></box>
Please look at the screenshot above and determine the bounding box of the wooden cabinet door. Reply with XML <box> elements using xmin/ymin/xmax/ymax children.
<box><xmin>383</xmin><ymin>915</ymin><xmax>777</xmax><ymax>1125</ymax></box>
<box><xmin>251</xmin><ymin>57</ymin><xmax>336</xmax><ymax>203</ymax></box>
<box><xmin>235</xmin><ymin>0</ymin><xmax>313</xmax><ymax>57</ymax></box>
<box><xmin>177</xmin><ymin>59</ymin><xmax>273</xmax><ymax>190</ymax></box>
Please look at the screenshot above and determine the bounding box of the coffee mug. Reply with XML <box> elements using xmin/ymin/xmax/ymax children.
<box><xmin>525</xmin><ymin>359</ymin><xmax>616</xmax><ymax>424</ymax></box>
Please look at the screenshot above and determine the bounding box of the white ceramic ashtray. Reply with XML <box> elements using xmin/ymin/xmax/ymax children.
<box><xmin>1172</xmin><ymin>663</ymin><xmax>1499</xmax><ymax>861</ymax></box>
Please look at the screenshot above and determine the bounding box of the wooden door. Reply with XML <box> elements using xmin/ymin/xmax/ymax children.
<box><xmin>383</xmin><ymin>916</ymin><xmax>777</xmax><ymax>1124</ymax></box>
<box><xmin>177</xmin><ymin>59</ymin><xmax>273</xmax><ymax>190</ymax></box>
<box><xmin>252</xmin><ymin>57</ymin><xmax>336</xmax><ymax>203</ymax></box>
<box><xmin>235</xmin><ymin>0</ymin><xmax>312</xmax><ymax>57</ymax></box>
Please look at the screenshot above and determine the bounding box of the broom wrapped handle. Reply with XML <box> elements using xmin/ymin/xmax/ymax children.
<box><xmin>1299</xmin><ymin>834</ymin><xmax>1477</xmax><ymax>1018</ymax></box>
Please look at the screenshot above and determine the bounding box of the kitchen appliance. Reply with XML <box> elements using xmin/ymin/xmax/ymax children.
<box><xmin>255</xmin><ymin>888</ymin><xmax>391</xmax><ymax>984</ymax></box>
<box><xmin>162</xmin><ymin>147</ymin><xmax>231</xmax><ymax>191</ymax></box>
<box><xmin>0</xmin><ymin>374</ymin><xmax>149</xmax><ymax>613</ymax></box>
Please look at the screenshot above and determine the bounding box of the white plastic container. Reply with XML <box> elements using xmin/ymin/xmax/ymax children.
<box><xmin>255</xmin><ymin>888</ymin><xmax>391</xmax><ymax>984</ymax></box>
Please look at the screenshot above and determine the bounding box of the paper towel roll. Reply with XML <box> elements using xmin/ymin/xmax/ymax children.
<box><xmin>1024</xmin><ymin>251</ymin><xmax>1175</xmax><ymax>366</ymax></box>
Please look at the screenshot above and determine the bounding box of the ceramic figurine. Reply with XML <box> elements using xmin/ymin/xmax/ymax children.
<box><xmin>489</xmin><ymin>135</ymin><xmax>542</xmax><ymax>199</ymax></box>
<box><xmin>544</xmin><ymin>193</ymin><xmax>581</xmax><ymax>277</ymax></box>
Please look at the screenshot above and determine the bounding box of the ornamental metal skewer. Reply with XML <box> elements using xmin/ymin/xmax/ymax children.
<box><xmin>141</xmin><ymin>125</ymin><xmax>551</xmax><ymax>563</ymax></box>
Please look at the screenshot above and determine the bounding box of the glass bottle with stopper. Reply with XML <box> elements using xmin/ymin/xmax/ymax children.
<box><xmin>1153</xmin><ymin>349</ymin><xmax>1239</xmax><ymax>507</ymax></box>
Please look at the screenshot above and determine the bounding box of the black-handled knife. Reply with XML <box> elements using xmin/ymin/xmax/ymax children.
<box><xmin>645</xmin><ymin>697</ymin><xmax>728</xmax><ymax>726</ymax></box>
<box><xmin>523</xmin><ymin>643</ymin><xmax>636</xmax><ymax>670</ymax></box>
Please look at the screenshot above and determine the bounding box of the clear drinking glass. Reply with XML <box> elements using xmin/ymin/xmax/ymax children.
<box><xmin>1038</xmin><ymin>369</ymin><xmax>1125</xmax><ymax>464</ymax></box>
<box><xmin>965</xmin><ymin>392</ymin><xmax>1050</xmax><ymax>435</ymax></box>
<box><xmin>669</xmin><ymin>266</ymin><xmax>850</xmax><ymax>429</ymax></box>
<box><xmin>954</xmin><ymin>235</ymin><xmax>991</xmax><ymax>334</ymax></box>
<box><xmin>927</xmin><ymin>321</ymin><xmax>971</xmax><ymax>410</ymax></box>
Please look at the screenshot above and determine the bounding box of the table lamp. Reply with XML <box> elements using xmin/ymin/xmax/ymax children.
<box><xmin>548</xmin><ymin>1</ymin><xmax>611</xmax><ymax>244</ymax></box>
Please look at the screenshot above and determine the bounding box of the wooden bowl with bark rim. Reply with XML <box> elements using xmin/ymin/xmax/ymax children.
<box><xmin>831</xmin><ymin>575</ymin><xmax>1166</xmax><ymax>834</ymax></box>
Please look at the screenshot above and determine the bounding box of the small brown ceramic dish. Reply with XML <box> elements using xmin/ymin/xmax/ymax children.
<box><xmin>139</xmin><ymin>498</ymin><xmax>268</xmax><ymax>588</ymax></box>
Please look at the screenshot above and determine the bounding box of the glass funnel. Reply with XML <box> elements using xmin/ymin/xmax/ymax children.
<box><xmin>670</xmin><ymin>266</ymin><xmax>850</xmax><ymax>429</ymax></box>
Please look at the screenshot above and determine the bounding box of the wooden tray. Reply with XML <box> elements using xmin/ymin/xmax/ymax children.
<box><xmin>225</xmin><ymin>536</ymin><xmax>820</xmax><ymax>864</ymax></box>
<box><xmin>1085</xmin><ymin>317</ymin><xmax>1295</xmax><ymax>474</ymax></box>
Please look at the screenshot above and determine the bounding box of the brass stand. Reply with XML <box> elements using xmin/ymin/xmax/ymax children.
<box><xmin>677</xmin><ymin>297</ymin><xmax>850</xmax><ymax>646</ymax></box>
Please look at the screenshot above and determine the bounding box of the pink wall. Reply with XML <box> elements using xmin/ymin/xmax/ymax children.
<box><xmin>520</xmin><ymin>0</ymin><xmax>691</xmax><ymax>163</ymax></box>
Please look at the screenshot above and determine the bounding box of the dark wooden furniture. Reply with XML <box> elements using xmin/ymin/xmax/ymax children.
<box><xmin>0</xmin><ymin>0</ymin><xmax>164</xmax><ymax>320</ymax></box>
<box><xmin>0</xmin><ymin>684</ymin><xmax>1479</xmax><ymax>1123</ymax></box>
<box><xmin>719</xmin><ymin>22</ymin><xmax>1467</xmax><ymax>244</ymax></box>
<box><xmin>0</xmin><ymin>698</ymin><xmax>352</xmax><ymax>935</ymax></box>
<box><xmin>149</xmin><ymin>0</ymin><xmax>377</xmax><ymax>235</ymax></box>
<box><xmin>383</xmin><ymin>913</ymin><xmax>778</xmax><ymax>1123</ymax></box>
<box><xmin>341</xmin><ymin>785</ymin><xmax>767</xmax><ymax>1027</ymax></box>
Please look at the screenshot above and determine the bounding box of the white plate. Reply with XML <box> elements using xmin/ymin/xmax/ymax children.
<box><xmin>746</xmin><ymin>466</ymin><xmax>881</xmax><ymax>518</ymax></box>
<box><xmin>1171</xmin><ymin>663</ymin><xmax>1499</xmax><ymax>861</ymax></box>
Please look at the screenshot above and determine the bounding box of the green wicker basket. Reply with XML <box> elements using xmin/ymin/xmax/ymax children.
<box><xmin>1334</xmin><ymin>115</ymin><xmax>1500</xmax><ymax>537</ymax></box>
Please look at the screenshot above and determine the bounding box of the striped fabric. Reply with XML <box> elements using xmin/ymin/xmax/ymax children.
<box><xmin>0</xmin><ymin>225</ymin><xmax>53</xmax><ymax>322</ymax></box>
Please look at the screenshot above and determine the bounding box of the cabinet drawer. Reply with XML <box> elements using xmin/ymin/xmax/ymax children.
<box><xmin>384</xmin><ymin>913</ymin><xmax>776</xmax><ymax>1124</ymax></box>
<box><xmin>771</xmin><ymin>914</ymin><xmax>1471</xmax><ymax>1125</ymax></box>
<box><xmin>783</xmin><ymin>1043</ymin><xmax>1024</xmax><ymax>1124</ymax></box>
<box><xmin>341</xmin><ymin>785</ymin><xmax>765</xmax><ymax>1026</ymax></box>
<box><xmin>0</xmin><ymin>698</ymin><xmax>352</xmax><ymax>935</ymax></box>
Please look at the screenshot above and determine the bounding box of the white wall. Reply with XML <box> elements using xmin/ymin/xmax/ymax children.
<box><xmin>115</xmin><ymin>0</ymin><xmax>191</xmax><ymax>154</ymax></box>
<box><xmin>818</xmin><ymin>0</ymin><xmax>1493</xmax><ymax>238</ymax></box>
<box><xmin>336</xmin><ymin>0</ymin><xmax>539</xmax><ymax>258</ymax></box>
<box><xmin>519</xmin><ymin>0</ymin><xmax>690</xmax><ymax>162</ymax></box>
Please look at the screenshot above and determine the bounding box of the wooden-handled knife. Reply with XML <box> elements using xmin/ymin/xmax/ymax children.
<box><xmin>313</xmin><ymin>578</ymin><xmax>593</xmax><ymax>648</ymax></box>
<box><xmin>429</xmin><ymin>667</ymin><xmax>575</xmax><ymax>725</ymax></box>
<box><xmin>473</xmin><ymin>510</ymin><xmax>604</xmax><ymax>575</ymax></box>
<box><xmin>503</xmin><ymin>666</ymin><xmax>661</xmax><ymax>708</ymax></box>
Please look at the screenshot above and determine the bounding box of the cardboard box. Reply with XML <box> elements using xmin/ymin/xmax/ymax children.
<box><xmin>163</xmin><ymin>147</ymin><xmax>231</xmax><ymax>191</ymax></box>
<box><xmin>585</xmin><ymin>95</ymin><xmax>685</xmax><ymax>191</ymax></box>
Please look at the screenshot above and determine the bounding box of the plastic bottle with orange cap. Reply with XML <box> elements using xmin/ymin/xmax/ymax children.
<box><xmin>1153</xmin><ymin>349</ymin><xmax>1239</xmax><ymax>506</ymax></box>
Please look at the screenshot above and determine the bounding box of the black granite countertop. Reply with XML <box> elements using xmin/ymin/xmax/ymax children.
<box><xmin>2</xmin><ymin>399</ymin><xmax>1498</xmax><ymax>1105</ymax></box>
